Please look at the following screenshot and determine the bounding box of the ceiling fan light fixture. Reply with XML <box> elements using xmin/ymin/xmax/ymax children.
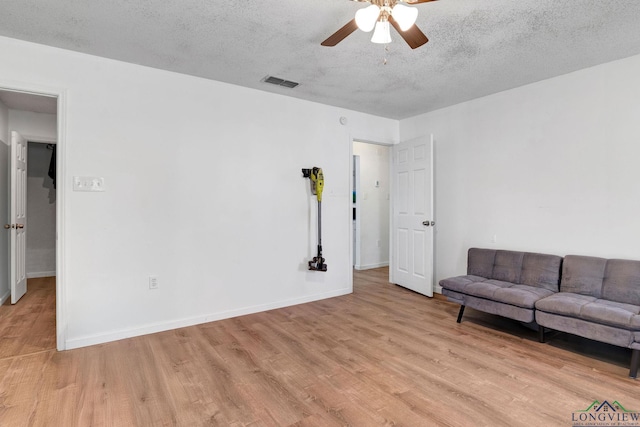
<box><xmin>371</xmin><ymin>20</ymin><xmax>392</xmax><ymax>44</ymax></box>
<box><xmin>391</xmin><ymin>3</ymin><xmax>418</xmax><ymax>31</ymax></box>
<box><xmin>355</xmin><ymin>4</ymin><xmax>380</xmax><ymax>32</ymax></box>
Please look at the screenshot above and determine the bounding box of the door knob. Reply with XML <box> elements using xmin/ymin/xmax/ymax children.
<box><xmin>422</xmin><ymin>221</ymin><xmax>430</xmax><ymax>227</ymax></box>
<box><xmin>16</xmin><ymin>224</ymin><xmax>24</xmax><ymax>229</ymax></box>
<box><xmin>3</xmin><ymin>224</ymin><xmax>11</xmax><ymax>229</ymax></box>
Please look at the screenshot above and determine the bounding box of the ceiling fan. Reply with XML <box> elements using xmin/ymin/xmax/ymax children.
<box><xmin>321</xmin><ymin>0</ymin><xmax>437</xmax><ymax>49</ymax></box>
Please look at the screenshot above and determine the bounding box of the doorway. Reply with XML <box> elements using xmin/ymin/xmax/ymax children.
<box><xmin>351</xmin><ymin>135</ymin><xmax>435</xmax><ymax>297</ymax></box>
<box><xmin>26</xmin><ymin>141</ymin><xmax>57</xmax><ymax>278</ymax></box>
<box><xmin>352</xmin><ymin>140</ymin><xmax>391</xmax><ymax>271</ymax></box>
<box><xmin>0</xmin><ymin>88</ymin><xmax>60</xmax><ymax>355</ymax></box>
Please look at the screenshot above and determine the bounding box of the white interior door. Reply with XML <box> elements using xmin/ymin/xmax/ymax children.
<box><xmin>10</xmin><ymin>131</ymin><xmax>27</xmax><ymax>304</ymax></box>
<box><xmin>390</xmin><ymin>135</ymin><xmax>434</xmax><ymax>297</ymax></box>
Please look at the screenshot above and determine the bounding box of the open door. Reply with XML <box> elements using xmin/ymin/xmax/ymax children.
<box><xmin>390</xmin><ymin>135</ymin><xmax>434</xmax><ymax>297</ymax></box>
<box><xmin>10</xmin><ymin>131</ymin><xmax>27</xmax><ymax>304</ymax></box>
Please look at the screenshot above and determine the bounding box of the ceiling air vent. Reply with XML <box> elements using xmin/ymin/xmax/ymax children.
<box><xmin>262</xmin><ymin>75</ymin><xmax>299</xmax><ymax>89</ymax></box>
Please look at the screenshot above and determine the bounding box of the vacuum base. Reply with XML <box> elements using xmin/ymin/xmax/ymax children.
<box><xmin>308</xmin><ymin>257</ymin><xmax>327</xmax><ymax>272</ymax></box>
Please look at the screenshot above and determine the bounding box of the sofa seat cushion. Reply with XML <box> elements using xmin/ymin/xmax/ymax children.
<box><xmin>535</xmin><ymin>293</ymin><xmax>596</xmax><ymax>317</ymax></box>
<box><xmin>461</xmin><ymin>280</ymin><xmax>554</xmax><ymax>309</ymax></box>
<box><xmin>492</xmin><ymin>285</ymin><xmax>556</xmax><ymax>309</ymax></box>
<box><xmin>536</xmin><ymin>293</ymin><xmax>640</xmax><ymax>330</ymax></box>
<box><xmin>582</xmin><ymin>300</ymin><xmax>640</xmax><ymax>330</ymax></box>
<box><xmin>439</xmin><ymin>275</ymin><xmax>488</xmax><ymax>294</ymax></box>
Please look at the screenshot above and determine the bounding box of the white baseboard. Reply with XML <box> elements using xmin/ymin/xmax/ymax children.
<box><xmin>354</xmin><ymin>262</ymin><xmax>389</xmax><ymax>271</ymax></box>
<box><xmin>65</xmin><ymin>287</ymin><xmax>352</xmax><ymax>350</ymax></box>
<box><xmin>27</xmin><ymin>271</ymin><xmax>56</xmax><ymax>279</ymax></box>
<box><xmin>0</xmin><ymin>289</ymin><xmax>9</xmax><ymax>305</ymax></box>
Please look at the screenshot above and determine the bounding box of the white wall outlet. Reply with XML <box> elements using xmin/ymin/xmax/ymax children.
<box><xmin>149</xmin><ymin>276</ymin><xmax>158</xmax><ymax>290</ymax></box>
<box><xmin>73</xmin><ymin>176</ymin><xmax>105</xmax><ymax>192</ymax></box>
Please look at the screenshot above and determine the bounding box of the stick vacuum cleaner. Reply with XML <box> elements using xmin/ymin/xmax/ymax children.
<box><xmin>302</xmin><ymin>167</ymin><xmax>328</xmax><ymax>272</ymax></box>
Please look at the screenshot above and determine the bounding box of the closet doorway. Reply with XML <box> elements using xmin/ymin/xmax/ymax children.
<box><xmin>26</xmin><ymin>141</ymin><xmax>57</xmax><ymax>279</ymax></box>
<box><xmin>352</xmin><ymin>140</ymin><xmax>391</xmax><ymax>271</ymax></box>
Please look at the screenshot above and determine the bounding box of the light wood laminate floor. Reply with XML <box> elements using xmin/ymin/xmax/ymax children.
<box><xmin>0</xmin><ymin>277</ymin><xmax>56</xmax><ymax>359</ymax></box>
<box><xmin>0</xmin><ymin>269</ymin><xmax>638</xmax><ymax>426</ymax></box>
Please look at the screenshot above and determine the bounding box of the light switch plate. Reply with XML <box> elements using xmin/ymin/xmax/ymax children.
<box><xmin>73</xmin><ymin>176</ymin><xmax>105</xmax><ymax>192</ymax></box>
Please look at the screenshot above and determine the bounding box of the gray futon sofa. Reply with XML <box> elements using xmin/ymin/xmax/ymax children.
<box><xmin>440</xmin><ymin>248</ymin><xmax>640</xmax><ymax>378</ymax></box>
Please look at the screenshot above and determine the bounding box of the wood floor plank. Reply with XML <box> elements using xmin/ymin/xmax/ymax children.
<box><xmin>0</xmin><ymin>277</ymin><xmax>56</xmax><ymax>359</ymax></box>
<box><xmin>1</xmin><ymin>268</ymin><xmax>640</xmax><ymax>426</ymax></box>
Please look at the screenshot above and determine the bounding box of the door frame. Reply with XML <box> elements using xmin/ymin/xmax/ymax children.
<box><xmin>1</xmin><ymin>81</ymin><xmax>67</xmax><ymax>350</ymax></box>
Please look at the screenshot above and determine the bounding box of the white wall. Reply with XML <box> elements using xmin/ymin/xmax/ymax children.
<box><xmin>26</xmin><ymin>142</ymin><xmax>56</xmax><ymax>277</ymax></box>
<box><xmin>400</xmin><ymin>53</ymin><xmax>640</xmax><ymax>287</ymax></box>
<box><xmin>0</xmin><ymin>36</ymin><xmax>399</xmax><ymax>348</ymax></box>
<box><xmin>0</xmin><ymin>99</ymin><xmax>8</xmax><ymax>142</ymax></box>
<box><xmin>353</xmin><ymin>142</ymin><xmax>390</xmax><ymax>269</ymax></box>
<box><xmin>0</xmin><ymin>99</ymin><xmax>9</xmax><ymax>304</ymax></box>
<box><xmin>8</xmin><ymin>110</ymin><xmax>57</xmax><ymax>142</ymax></box>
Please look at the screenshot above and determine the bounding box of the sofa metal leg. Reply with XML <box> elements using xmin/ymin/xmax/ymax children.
<box><xmin>630</xmin><ymin>349</ymin><xmax>639</xmax><ymax>379</ymax></box>
<box><xmin>538</xmin><ymin>326</ymin><xmax>545</xmax><ymax>343</ymax></box>
<box><xmin>456</xmin><ymin>305</ymin><xmax>465</xmax><ymax>323</ymax></box>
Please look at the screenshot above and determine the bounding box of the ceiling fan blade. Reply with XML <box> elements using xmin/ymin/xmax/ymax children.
<box><xmin>321</xmin><ymin>19</ymin><xmax>359</xmax><ymax>47</ymax></box>
<box><xmin>404</xmin><ymin>0</ymin><xmax>437</xmax><ymax>4</ymax></box>
<box><xmin>389</xmin><ymin>16</ymin><xmax>428</xmax><ymax>49</ymax></box>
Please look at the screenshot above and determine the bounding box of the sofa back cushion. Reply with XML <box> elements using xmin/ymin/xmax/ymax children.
<box><xmin>560</xmin><ymin>255</ymin><xmax>607</xmax><ymax>297</ymax></box>
<box><xmin>520</xmin><ymin>252</ymin><xmax>563</xmax><ymax>292</ymax></box>
<box><xmin>492</xmin><ymin>250</ymin><xmax>525</xmax><ymax>283</ymax></box>
<box><xmin>602</xmin><ymin>259</ymin><xmax>640</xmax><ymax>306</ymax></box>
<box><xmin>466</xmin><ymin>248</ymin><xmax>561</xmax><ymax>291</ymax></box>
<box><xmin>467</xmin><ymin>248</ymin><xmax>496</xmax><ymax>278</ymax></box>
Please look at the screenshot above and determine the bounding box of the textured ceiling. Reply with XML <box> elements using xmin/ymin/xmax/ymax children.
<box><xmin>0</xmin><ymin>0</ymin><xmax>639</xmax><ymax>119</ymax></box>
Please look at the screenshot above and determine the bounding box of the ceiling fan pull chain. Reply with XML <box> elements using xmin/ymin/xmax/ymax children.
<box><xmin>383</xmin><ymin>44</ymin><xmax>390</xmax><ymax>65</ymax></box>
